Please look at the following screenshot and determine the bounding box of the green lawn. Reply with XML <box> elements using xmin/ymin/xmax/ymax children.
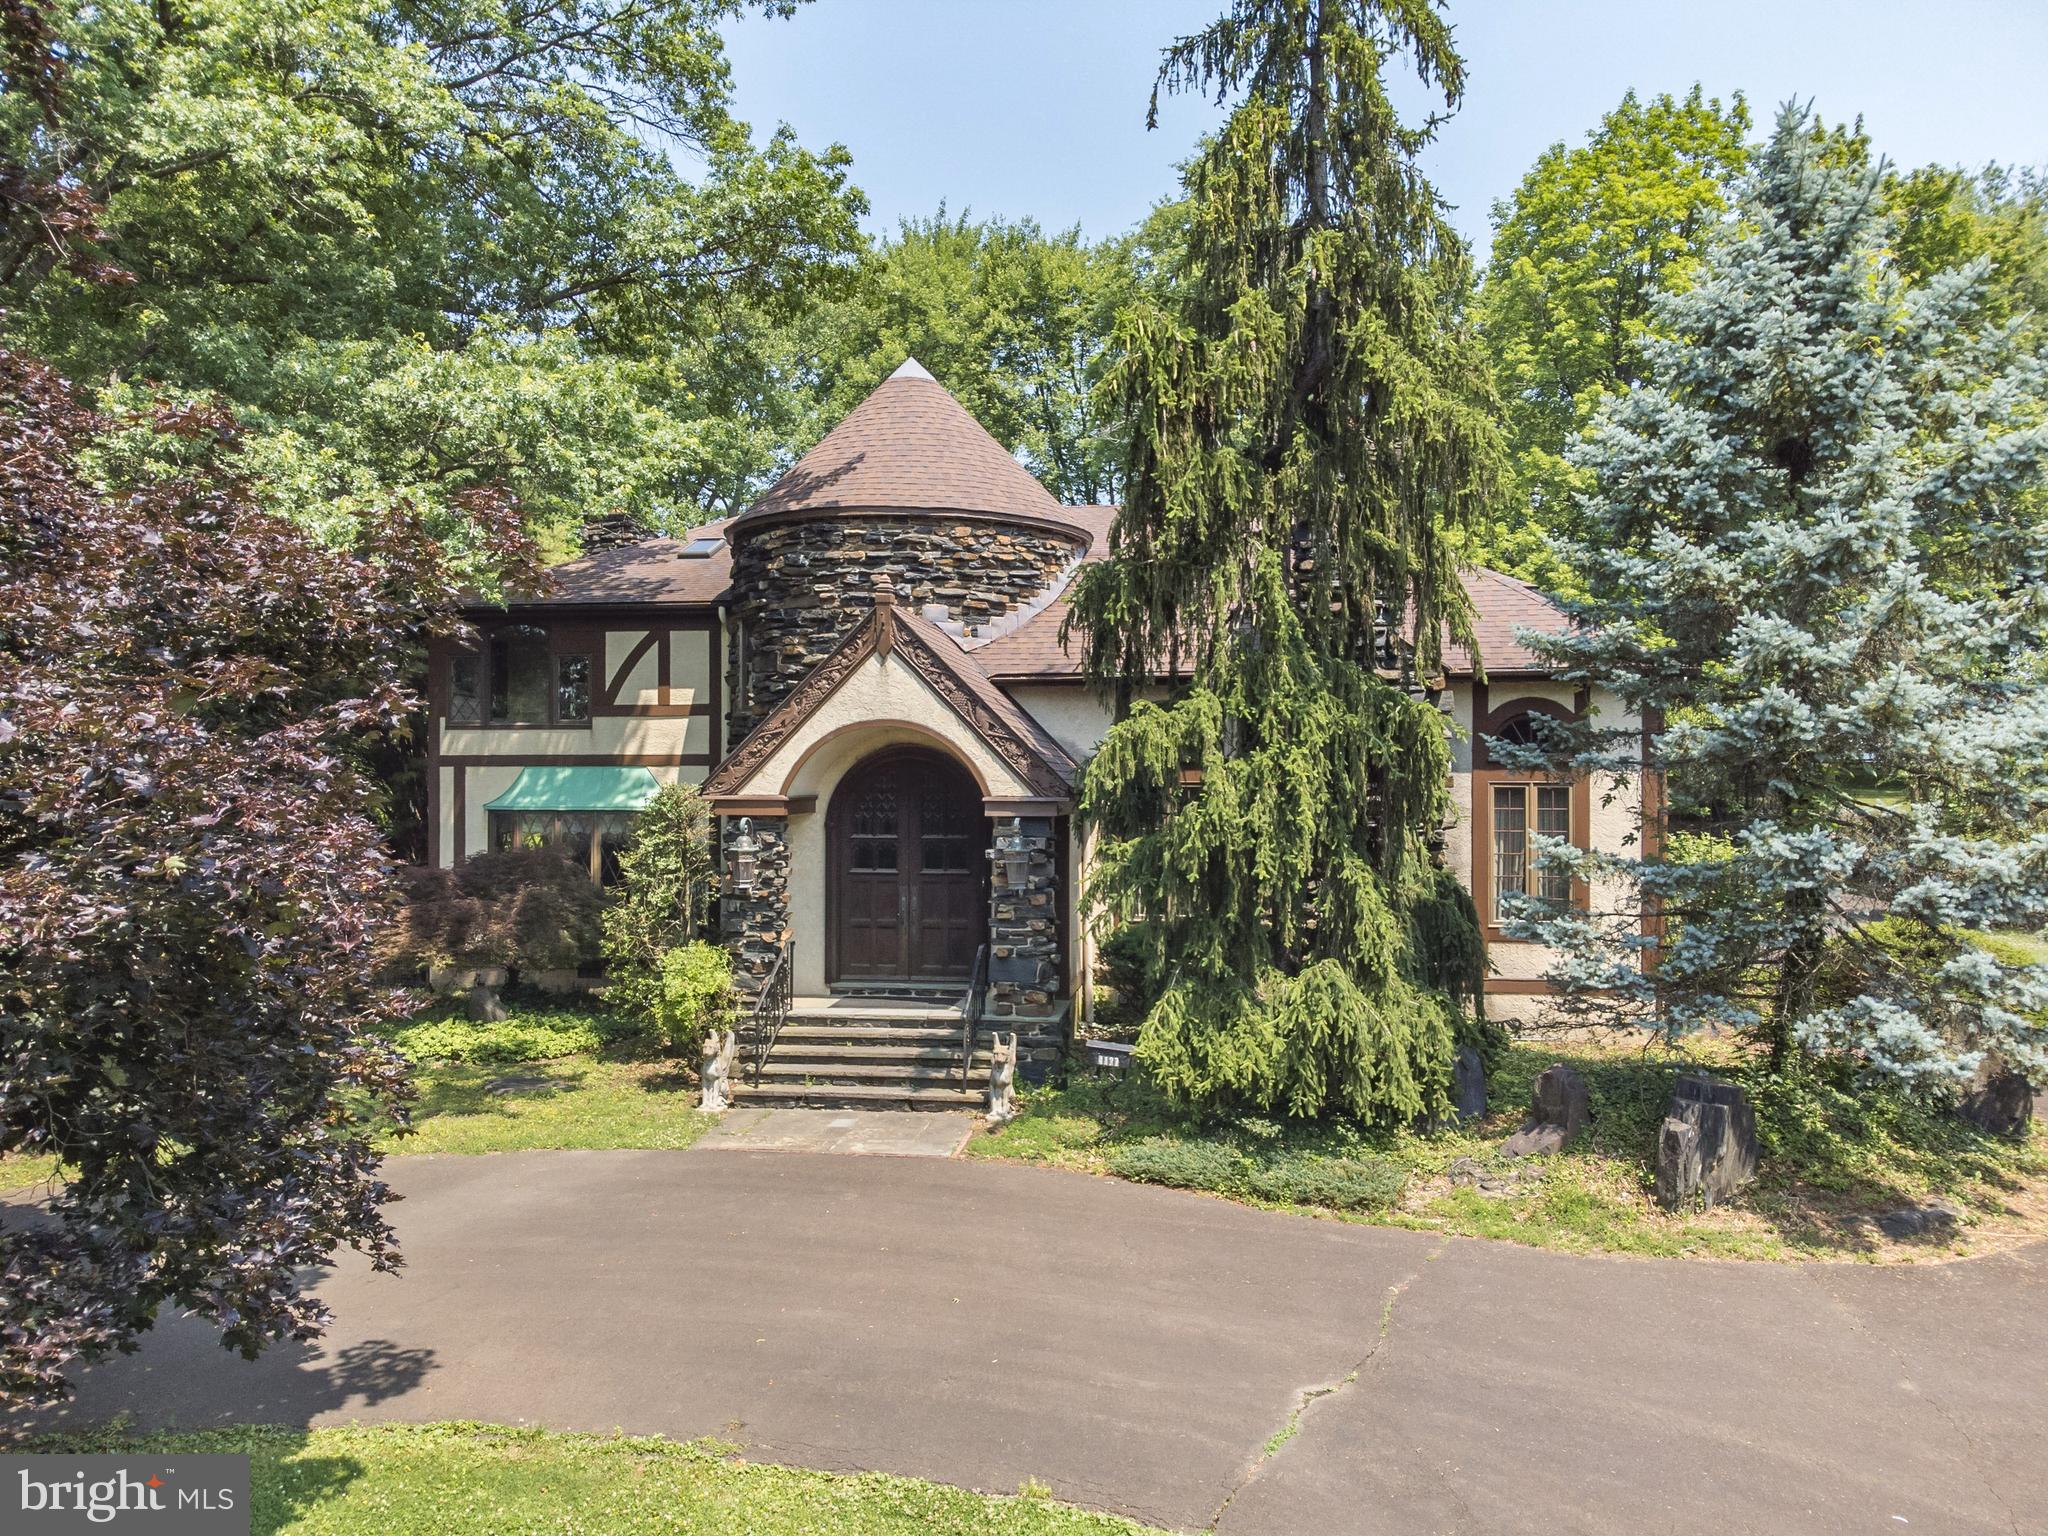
<box><xmin>33</xmin><ymin>1423</ymin><xmax>1168</xmax><ymax>1535</ymax></box>
<box><xmin>385</xmin><ymin>1055</ymin><xmax>713</xmax><ymax>1155</ymax></box>
<box><xmin>375</xmin><ymin>1000</ymin><xmax>713</xmax><ymax>1156</ymax></box>
<box><xmin>966</xmin><ymin>1040</ymin><xmax>2048</xmax><ymax>1262</ymax></box>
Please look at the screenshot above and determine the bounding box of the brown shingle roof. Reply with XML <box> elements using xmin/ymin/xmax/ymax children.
<box><xmin>736</xmin><ymin>359</ymin><xmax>1071</xmax><ymax>528</ymax></box>
<box><xmin>1443</xmin><ymin>568</ymin><xmax>1572</xmax><ymax>676</ymax></box>
<box><xmin>498</xmin><ymin>520</ymin><xmax>733</xmax><ymax>609</ymax></box>
<box><xmin>895</xmin><ymin>607</ymin><xmax>1079</xmax><ymax>786</ymax></box>
<box><xmin>976</xmin><ymin>557</ymin><xmax>1575</xmax><ymax>682</ymax></box>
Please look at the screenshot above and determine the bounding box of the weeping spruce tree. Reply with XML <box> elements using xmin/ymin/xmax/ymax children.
<box><xmin>1069</xmin><ymin>0</ymin><xmax>1502</xmax><ymax>1123</ymax></box>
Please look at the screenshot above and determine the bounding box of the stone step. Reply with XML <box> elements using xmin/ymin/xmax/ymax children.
<box><xmin>767</xmin><ymin>1040</ymin><xmax>981</xmax><ymax>1065</ymax></box>
<box><xmin>732</xmin><ymin>1080</ymin><xmax>984</xmax><ymax>1111</ymax></box>
<box><xmin>768</xmin><ymin>1023</ymin><xmax>962</xmax><ymax>1046</ymax></box>
<box><xmin>756</xmin><ymin>1060</ymin><xmax>986</xmax><ymax>1086</ymax></box>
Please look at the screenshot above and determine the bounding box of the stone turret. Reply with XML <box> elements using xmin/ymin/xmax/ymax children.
<box><xmin>725</xmin><ymin>359</ymin><xmax>1087</xmax><ymax>739</ymax></box>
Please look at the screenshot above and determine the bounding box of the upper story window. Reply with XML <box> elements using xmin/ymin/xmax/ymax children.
<box><xmin>490</xmin><ymin>625</ymin><xmax>553</xmax><ymax>723</ymax></box>
<box><xmin>450</xmin><ymin>625</ymin><xmax>591</xmax><ymax>728</ymax></box>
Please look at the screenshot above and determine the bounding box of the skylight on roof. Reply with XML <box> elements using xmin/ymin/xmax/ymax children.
<box><xmin>679</xmin><ymin>537</ymin><xmax>722</xmax><ymax>559</ymax></box>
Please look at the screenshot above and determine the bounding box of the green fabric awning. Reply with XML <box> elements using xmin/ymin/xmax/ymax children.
<box><xmin>482</xmin><ymin>765</ymin><xmax>661</xmax><ymax>813</ymax></box>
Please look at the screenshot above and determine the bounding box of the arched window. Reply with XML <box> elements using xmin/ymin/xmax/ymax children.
<box><xmin>1491</xmin><ymin>712</ymin><xmax>1544</xmax><ymax>751</ymax></box>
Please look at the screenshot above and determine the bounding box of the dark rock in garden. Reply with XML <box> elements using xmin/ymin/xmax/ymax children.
<box><xmin>1957</xmin><ymin>1065</ymin><xmax>2035</xmax><ymax>1138</ymax></box>
<box><xmin>1656</xmin><ymin>1074</ymin><xmax>1759</xmax><ymax>1210</ymax></box>
<box><xmin>466</xmin><ymin>984</ymin><xmax>507</xmax><ymax>1023</ymax></box>
<box><xmin>1502</xmin><ymin>1063</ymin><xmax>1589</xmax><ymax>1157</ymax></box>
<box><xmin>484</xmin><ymin>1073</ymin><xmax>555</xmax><ymax>1097</ymax></box>
<box><xmin>1875</xmin><ymin>1201</ymin><xmax>1961</xmax><ymax>1240</ymax></box>
<box><xmin>1452</xmin><ymin>1046</ymin><xmax>1487</xmax><ymax>1123</ymax></box>
<box><xmin>1656</xmin><ymin>1117</ymin><xmax>1702</xmax><ymax>1212</ymax></box>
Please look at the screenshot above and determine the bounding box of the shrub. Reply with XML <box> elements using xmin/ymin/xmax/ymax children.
<box><xmin>651</xmin><ymin>941</ymin><xmax>736</xmax><ymax>1057</ymax></box>
<box><xmin>1105</xmin><ymin>1137</ymin><xmax>1248</xmax><ymax>1194</ymax></box>
<box><xmin>602</xmin><ymin>783</ymin><xmax>718</xmax><ymax>1023</ymax></box>
<box><xmin>379</xmin><ymin>848</ymin><xmax>604</xmax><ymax>978</ymax></box>
<box><xmin>1246</xmin><ymin>1153</ymin><xmax>1407</xmax><ymax>1212</ymax></box>
<box><xmin>1092</xmin><ymin>921</ymin><xmax>1163</xmax><ymax>1027</ymax></box>
<box><xmin>385</xmin><ymin>1007</ymin><xmax>628</xmax><ymax>1065</ymax></box>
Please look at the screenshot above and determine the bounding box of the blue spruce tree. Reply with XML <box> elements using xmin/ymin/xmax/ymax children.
<box><xmin>1507</xmin><ymin>106</ymin><xmax>2048</xmax><ymax>1090</ymax></box>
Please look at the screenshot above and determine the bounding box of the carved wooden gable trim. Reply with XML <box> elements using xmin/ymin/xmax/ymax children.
<box><xmin>703</xmin><ymin>604</ymin><xmax>1074</xmax><ymax>803</ymax></box>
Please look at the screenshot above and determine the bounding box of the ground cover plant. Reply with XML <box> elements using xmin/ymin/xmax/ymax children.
<box><xmin>28</xmin><ymin>1423</ymin><xmax>1165</xmax><ymax>1536</ymax></box>
<box><xmin>969</xmin><ymin>1039</ymin><xmax>2047</xmax><ymax>1262</ymax></box>
<box><xmin>370</xmin><ymin>1001</ymin><xmax>710</xmax><ymax>1156</ymax></box>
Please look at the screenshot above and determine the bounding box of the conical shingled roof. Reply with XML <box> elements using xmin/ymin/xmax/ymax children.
<box><xmin>736</xmin><ymin>358</ymin><xmax>1069</xmax><ymax>527</ymax></box>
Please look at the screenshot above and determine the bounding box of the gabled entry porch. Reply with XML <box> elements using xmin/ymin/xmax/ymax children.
<box><xmin>701</xmin><ymin>583</ymin><xmax>1080</xmax><ymax>1105</ymax></box>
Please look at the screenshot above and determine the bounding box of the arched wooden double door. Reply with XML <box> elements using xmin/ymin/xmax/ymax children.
<box><xmin>828</xmin><ymin>747</ymin><xmax>986</xmax><ymax>985</ymax></box>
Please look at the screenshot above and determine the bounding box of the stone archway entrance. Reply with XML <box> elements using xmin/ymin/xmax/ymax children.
<box><xmin>827</xmin><ymin>746</ymin><xmax>986</xmax><ymax>986</ymax></box>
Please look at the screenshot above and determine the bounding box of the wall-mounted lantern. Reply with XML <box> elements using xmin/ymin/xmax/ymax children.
<box><xmin>990</xmin><ymin>828</ymin><xmax>1031</xmax><ymax>887</ymax></box>
<box><xmin>730</xmin><ymin>817</ymin><xmax>761</xmax><ymax>895</ymax></box>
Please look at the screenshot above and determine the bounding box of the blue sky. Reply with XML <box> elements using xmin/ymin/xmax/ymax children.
<box><xmin>721</xmin><ymin>0</ymin><xmax>2048</xmax><ymax>253</ymax></box>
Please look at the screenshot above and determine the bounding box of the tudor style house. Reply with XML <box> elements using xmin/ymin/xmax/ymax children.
<box><xmin>426</xmin><ymin>360</ymin><xmax>1646</xmax><ymax>1107</ymax></box>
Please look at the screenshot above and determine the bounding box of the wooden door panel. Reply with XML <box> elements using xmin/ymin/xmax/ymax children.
<box><xmin>829</xmin><ymin>749</ymin><xmax>985</xmax><ymax>985</ymax></box>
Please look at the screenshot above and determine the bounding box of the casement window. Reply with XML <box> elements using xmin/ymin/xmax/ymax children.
<box><xmin>451</xmin><ymin>625</ymin><xmax>590</xmax><ymax>727</ymax></box>
<box><xmin>450</xmin><ymin>649</ymin><xmax>483</xmax><ymax>724</ymax></box>
<box><xmin>490</xmin><ymin>809</ymin><xmax>637</xmax><ymax>884</ymax></box>
<box><xmin>1491</xmin><ymin>782</ymin><xmax>1572</xmax><ymax>923</ymax></box>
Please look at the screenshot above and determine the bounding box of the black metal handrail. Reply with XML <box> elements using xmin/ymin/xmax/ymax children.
<box><xmin>746</xmin><ymin>934</ymin><xmax>793</xmax><ymax>1086</ymax></box>
<box><xmin>959</xmin><ymin>942</ymin><xmax>989</xmax><ymax>1088</ymax></box>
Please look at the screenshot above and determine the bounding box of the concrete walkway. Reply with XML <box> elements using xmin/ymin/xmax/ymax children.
<box><xmin>694</xmin><ymin>1106</ymin><xmax>973</xmax><ymax>1157</ymax></box>
<box><xmin>7</xmin><ymin>1152</ymin><xmax>2043</xmax><ymax>1534</ymax></box>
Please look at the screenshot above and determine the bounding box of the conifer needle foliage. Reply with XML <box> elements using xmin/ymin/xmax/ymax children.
<box><xmin>1068</xmin><ymin>0</ymin><xmax>1503</xmax><ymax>1124</ymax></box>
<box><xmin>1508</xmin><ymin>106</ymin><xmax>2048</xmax><ymax>1088</ymax></box>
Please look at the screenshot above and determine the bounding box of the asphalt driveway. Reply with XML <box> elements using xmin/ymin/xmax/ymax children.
<box><xmin>6</xmin><ymin>1151</ymin><xmax>2043</xmax><ymax>1534</ymax></box>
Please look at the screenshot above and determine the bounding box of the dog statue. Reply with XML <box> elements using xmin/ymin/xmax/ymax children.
<box><xmin>700</xmin><ymin>1028</ymin><xmax>738</xmax><ymax>1112</ymax></box>
<box><xmin>987</xmin><ymin>1032</ymin><xmax>1019</xmax><ymax>1126</ymax></box>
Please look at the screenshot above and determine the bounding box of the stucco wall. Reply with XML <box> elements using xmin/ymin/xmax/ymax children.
<box><xmin>997</xmin><ymin>683</ymin><xmax>1114</xmax><ymax>764</ymax></box>
<box><xmin>1457</xmin><ymin>681</ymin><xmax>1645</xmax><ymax>1022</ymax></box>
<box><xmin>743</xmin><ymin>653</ymin><xmax>1045</xmax><ymax>805</ymax></box>
<box><xmin>432</xmin><ymin>622</ymin><xmax>718</xmax><ymax>868</ymax></box>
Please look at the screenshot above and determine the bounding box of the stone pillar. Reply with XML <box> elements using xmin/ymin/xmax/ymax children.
<box><xmin>721</xmin><ymin>817</ymin><xmax>791</xmax><ymax>998</ymax></box>
<box><xmin>988</xmin><ymin>814</ymin><xmax>1065</xmax><ymax>1081</ymax></box>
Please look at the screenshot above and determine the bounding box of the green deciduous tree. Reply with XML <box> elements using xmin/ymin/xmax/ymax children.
<box><xmin>1476</xmin><ymin>88</ymin><xmax>1750</xmax><ymax>592</ymax></box>
<box><xmin>0</xmin><ymin>0</ymin><xmax>866</xmax><ymax>549</ymax></box>
<box><xmin>1507</xmin><ymin>107</ymin><xmax>2048</xmax><ymax>1088</ymax></box>
<box><xmin>1069</xmin><ymin>0</ymin><xmax>1500</xmax><ymax>1125</ymax></box>
<box><xmin>1885</xmin><ymin>162</ymin><xmax>2048</xmax><ymax>336</ymax></box>
<box><xmin>802</xmin><ymin>211</ymin><xmax>1138</xmax><ymax>504</ymax></box>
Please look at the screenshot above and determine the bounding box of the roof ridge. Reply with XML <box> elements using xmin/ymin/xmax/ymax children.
<box><xmin>737</xmin><ymin>364</ymin><xmax>1067</xmax><ymax>526</ymax></box>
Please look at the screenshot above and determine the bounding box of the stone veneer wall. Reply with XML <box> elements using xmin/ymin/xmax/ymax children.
<box><xmin>987</xmin><ymin>813</ymin><xmax>1065</xmax><ymax>1082</ymax></box>
<box><xmin>721</xmin><ymin>817</ymin><xmax>791</xmax><ymax>998</ymax></box>
<box><xmin>728</xmin><ymin>514</ymin><xmax>1084</xmax><ymax>737</ymax></box>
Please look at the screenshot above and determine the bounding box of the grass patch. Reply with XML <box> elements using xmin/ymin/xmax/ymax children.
<box><xmin>385</xmin><ymin>1056</ymin><xmax>711</xmax><ymax>1155</ymax></box>
<box><xmin>375</xmin><ymin>998</ymin><xmax>711</xmax><ymax>1155</ymax></box>
<box><xmin>29</xmin><ymin>1423</ymin><xmax>1165</xmax><ymax>1535</ymax></box>
<box><xmin>970</xmin><ymin>1039</ymin><xmax>2048</xmax><ymax>1262</ymax></box>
